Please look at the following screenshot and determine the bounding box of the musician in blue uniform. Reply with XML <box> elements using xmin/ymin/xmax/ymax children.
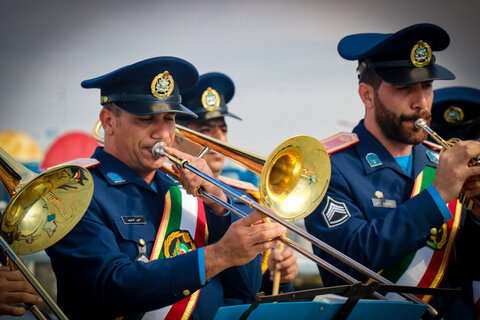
<box><xmin>45</xmin><ymin>57</ymin><xmax>287</xmax><ymax>320</ymax></box>
<box><xmin>304</xmin><ymin>24</ymin><xmax>480</xmax><ymax>319</ymax></box>
<box><xmin>174</xmin><ymin>72</ymin><xmax>298</xmax><ymax>298</ymax></box>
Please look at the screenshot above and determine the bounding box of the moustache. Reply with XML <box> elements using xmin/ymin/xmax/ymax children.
<box><xmin>400</xmin><ymin>111</ymin><xmax>431</xmax><ymax>123</ymax></box>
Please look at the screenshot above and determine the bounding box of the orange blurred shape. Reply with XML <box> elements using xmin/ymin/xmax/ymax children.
<box><xmin>0</xmin><ymin>130</ymin><xmax>44</xmax><ymax>163</ymax></box>
<box><xmin>41</xmin><ymin>131</ymin><xmax>100</xmax><ymax>170</ymax></box>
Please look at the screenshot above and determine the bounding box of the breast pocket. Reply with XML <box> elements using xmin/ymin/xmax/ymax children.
<box><xmin>113</xmin><ymin>216</ymin><xmax>157</xmax><ymax>261</ymax></box>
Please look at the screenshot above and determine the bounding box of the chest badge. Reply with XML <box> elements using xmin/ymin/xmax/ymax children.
<box><xmin>366</xmin><ymin>153</ymin><xmax>382</xmax><ymax>167</ymax></box>
<box><xmin>426</xmin><ymin>150</ymin><xmax>439</xmax><ymax>164</ymax></box>
<box><xmin>372</xmin><ymin>190</ymin><xmax>397</xmax><ymax>208</ymax></box>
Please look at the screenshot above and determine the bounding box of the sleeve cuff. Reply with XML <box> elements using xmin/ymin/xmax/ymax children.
<box><xmin>426</xmin><ymin>185</ymin><xmax>453</xmax><ymax>222</ymax></box>
<box><xmin>198</xmin><ymin>247</ymin><xmax>205</xmax><ymax>285</ymax></box>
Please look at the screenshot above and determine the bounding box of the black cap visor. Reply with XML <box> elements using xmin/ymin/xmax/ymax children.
<box><xmin>113</xmin><ymin>101</ymin><xmax>197</xmax><ymax>117</ymax></box>
<box><xmin>374</xmin><ymin>64</ymin><xmax>455</xmax><ymax>86</ymax></box>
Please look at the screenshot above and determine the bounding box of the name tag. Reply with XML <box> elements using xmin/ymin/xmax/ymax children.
<box><xmin>121</xmin><ymin>216</ymin><xmax>146</xmax><ymax>224</ymax></box>
<box><xmin>371</xmin><ymin>199</ymin><xmax>397</xmax><ymax>208</ymax></box>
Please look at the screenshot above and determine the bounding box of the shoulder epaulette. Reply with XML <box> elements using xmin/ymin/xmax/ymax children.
<box><xmin>321</xmin><ymin>132</ymin><xmax>359</xmax><ymax>154</ymax></box>
<box><xmin>422</xmin><ymin>140</ymin><xmax>442</xmax><ymax>151</ymax></box>
<box><xmin>219</xmin><ymin>175</ymin><xmax>258</xmax><ymax>192</ymax></box>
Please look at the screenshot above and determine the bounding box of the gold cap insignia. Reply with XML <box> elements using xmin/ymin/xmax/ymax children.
<box><xmin>443</xmin><ymin>106</ymin><xmax>464</xmax><ymax>123</ymax></box>
<box><xmin>410</xmin><ymin>40</ymin><xmax>432</xmax><ymax>68</ymax></box>
<box><xmin>103</xmin><ymin>96</ymin><xmax>109</xmax><ymax>103</ymax></box>
<box><xmin>151</xmin><ymin>71</ymin><xmax>174</xmax><ymax>98</ymax></box>
<box><xmin>201</xmin><ymin>87</ymin><xmax>220</xmax><ymax>111</ymax></box>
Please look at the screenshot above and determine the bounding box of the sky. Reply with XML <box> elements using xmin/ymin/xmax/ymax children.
<box><xmin>1</xmin><ymin>0</ymin><xmax>479</xmax><ymax>157</ymax></box>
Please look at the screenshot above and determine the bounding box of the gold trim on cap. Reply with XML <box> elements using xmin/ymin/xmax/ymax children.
<box><xmin>201</xmin><ymin>87</ymin><xmax>220</xmax><ymax>111</ymax></box>
<box><xmin>151</xmin><ymin>71</ymin><xmax>174</xmax><ymax>98</ymax></box>
<box><xmin>410</xmin><ymin>40</ymin><xmax>432</xmax><ymax>68</ymax></box>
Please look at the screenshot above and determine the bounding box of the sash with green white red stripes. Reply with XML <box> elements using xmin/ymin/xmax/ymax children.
<box><xmin>130</xmin><ymin>185</ymin><xmax>207</xmax><ymax>320</ymax></box>
<box><xmin>379</xmin><ymin>166</ymin><xmax>463</xmax><ymax>303</ymax></box>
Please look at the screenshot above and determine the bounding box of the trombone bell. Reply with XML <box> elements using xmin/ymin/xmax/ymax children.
<box><xmin>261</xmin><ymin>136</ymin><xmax>330</xmax><ymax>221</ymax></box>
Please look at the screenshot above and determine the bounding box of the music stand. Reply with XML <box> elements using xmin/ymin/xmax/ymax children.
<box><xmin>213</xmin><ymin>281</ymin><xmax>460</xmax><ymax>320</ymax></box>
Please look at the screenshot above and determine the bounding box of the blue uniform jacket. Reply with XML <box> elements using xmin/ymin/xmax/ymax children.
<box><xmin>304</xmin><ymin>121</ymin><xmax>479</xmax><ymax>319</ymax></box>
<box><xmin>46</xmin><ymin>147</ymin><xmax>262</xmax><ymax>320</ymax></box>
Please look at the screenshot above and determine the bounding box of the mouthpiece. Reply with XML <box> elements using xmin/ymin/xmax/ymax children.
<box><xmin>152</xmin><ymin>142</ymin><xmax>168</xmax><ymax>158</ymax></box>
<box><xmin>415</xmin><ymin>118</ymin><xmax>426</xmax><ymax>129</ymax></box>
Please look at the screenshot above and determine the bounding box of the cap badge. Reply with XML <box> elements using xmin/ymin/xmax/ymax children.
<box><xmin>201</xmin><ymin>87</ymin><xmax>220</xmax><ymax>111</ymax></box>
<box><xmin>151</xmin><ymin>71</ymin><xmax>174</xmax><ymax>98</ymax></box>
<box><xmin>410</xmin><ymin>40</ymin><xmax>432</xmax><ymax>68</ymax></box>
<box><xmin>443</xmin><ymin>106</ymin><xmax>464</xmax><ymax>124</ymax></box>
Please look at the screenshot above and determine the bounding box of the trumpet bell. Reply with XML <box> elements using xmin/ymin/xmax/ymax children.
<box><xmin>260</xmin><ymin>135</ymin><xmax>330</xmax><ymax>221</ymax></box>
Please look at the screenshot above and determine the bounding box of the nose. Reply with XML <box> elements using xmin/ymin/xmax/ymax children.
<box><xmin>151</xmin><ymin>116</ymin><xmax>173</xmax><ymax>142</ymax></box>
<box><xmin>411</xmin><ymin>85</ymin><xmax>429</xmax><ymax>112</ymax></box>
<box><xmin>211</xmin><ymin>127</ymin><xmax>227</xmax><ymax>142</ymax></box>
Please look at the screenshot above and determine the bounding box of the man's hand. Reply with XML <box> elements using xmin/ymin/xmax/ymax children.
<box><xmin>0</xmin><ymin>267</ymin><xmax>42</xmax><ymax>316</ymax></box>
<box><xmin>164</xmin><ymin>145</ymin><xmax>229</xmax><ymax>215</ymax></box>
<box><xmin>268</xmin><ymin>246</ymin><xmax>298</xmax><ymax>284</ymax></box>
<box><xmin>204</xmin><ymin>211</ymin><xmax>287</xmax><ymax>281</ymax></box>
<box><xmin>433</xmin><ymin>140</ymin><xmax>480</xmax><ymax>203</ymax></box>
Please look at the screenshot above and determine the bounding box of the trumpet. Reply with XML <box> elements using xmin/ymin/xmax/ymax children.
<box><xmin>0</xmin><ymin>146</ymin><xmax>94</xmax><ymax>319</ymax></box>
<box><xmin>93</xmin><ymin>119</ymin><xmax>438</xmax><ymax>315</ymax></box>
<box><xmin>415</xmin><ymin>118</ymin><xmax>480</xmax><ymax>209</ymax></box>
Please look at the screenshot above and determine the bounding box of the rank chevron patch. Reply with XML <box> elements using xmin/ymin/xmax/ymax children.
<box><xmin>322</xmin><ymin>196</ymin><xmax>351</xmax><ymax>227</ymax></box>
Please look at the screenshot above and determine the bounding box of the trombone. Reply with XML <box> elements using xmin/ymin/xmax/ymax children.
<box><xmin>94</xmin><ymin>119</ymin><xmax>437</xmax><ymax>316</ymax></box>
<box><xmin>0</xmin><ymin>146</ymin><xmax>94</xmax><ymax>320</ymax></box>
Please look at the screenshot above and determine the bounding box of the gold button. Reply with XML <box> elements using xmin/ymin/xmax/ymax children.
<box><xmin>430</xmin><ymin>228</ymin><xmax>437</xmax><ymax>235</ymax></box>
<box><xmin>139</xmin><ymin>238</ymin><xmax>145</xmax><ymax>246</ymax></box>
<box><xmin>183</xmin><ymin>289</ymin><xmax>190</xmax><ymax>296</ymax></box>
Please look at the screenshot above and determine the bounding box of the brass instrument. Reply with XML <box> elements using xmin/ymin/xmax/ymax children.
<box><xmin>0</xmin><ymin>146</ymin><xmax>94</xmax><ymax>320</ymax></box>
<box><xmin>415</xmin><ymin>118</ymin><xmax>480</xmax><ymax>209</ymax></box>
<box><xmin>94</xmin><ymin>119</ymin><xmax>437</xmax><ymax>315</ymax></box>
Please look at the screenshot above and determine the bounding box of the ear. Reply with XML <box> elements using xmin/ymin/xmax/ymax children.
<box><xmin>358</xmin><ymin>82</ymin><xmax>375</xmax><ymax>111</ymax></box>
<box><xmin>100</xmin><ymin>107</ymin><xmax>115</xmax><ymax>137</ymax></box>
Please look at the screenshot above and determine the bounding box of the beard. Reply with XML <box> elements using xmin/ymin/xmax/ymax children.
<box><xmin>374</xmin><ymin>93</ymin><xmax>431</xmax><ymax>145</ymax></box>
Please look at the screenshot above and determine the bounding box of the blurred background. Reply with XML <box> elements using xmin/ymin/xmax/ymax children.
<box><xmin>1</xmin><ymin>0</ymin><xmax>479</xmax><ymax>317</ymax></box>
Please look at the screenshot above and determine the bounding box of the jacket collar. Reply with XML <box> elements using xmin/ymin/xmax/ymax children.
<box><xmin>352</xmin><ymin>121</ymin><xmax>437</xmax><ymax>179</ymax></box>
<box><xmin>91</xmin><ymin>146</ymin><xmax>173</xmax><ymax>194</ymax></box>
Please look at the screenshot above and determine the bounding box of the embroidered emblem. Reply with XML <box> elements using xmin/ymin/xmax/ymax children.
<box><xmin>426</xmin><ymin>223</ymin><xmax>448</xmax><ymax>250</ymax></box>
<box><xmin>410</xmin><ymin>40</ymin><xmax>432</xmax><ymax>68</ymax></box>
<box><xmin>43</xmin><ymin>214</ymin><xmax>57</xmax><ymax>236</ymax></box>
<box><xmin>372</xmin><ymin>198</ymin><xmax>397</xmax><ymax>208</ymax></box>
<box><xmin>426</xmin><ymin>150</ymin><xmax>439</xmax><ymax>164</ymax></box>
<box><xmin>366</xmin><ymin>153</ymin><xmax>382</xmax><ymax>167</ymax></box>
<box><xmin>322</xmin><ymin>196</ymin><xmax>351</xmax><ymax>227</ymax></box>
<box><xmin>443</xmin><ymin>106</ymin><xmax>464</xmax><ymax>124</ymax></box>
<box><xmin>201</xmin><ymin>87</ymin><xmax>220</xmax><ymax>111</ymax></box>
<box><xmin>151</xmin><ymin>71</ymin><xmax>174</xmax><ymax>98</ymax></box>
<box><xmin>164</xmin><ymin>230</ymin><xmax>197</xmax><ymax>258</ymax></box>
<box><xmin>375</xmin><ymin>191</ymin><xmax>384</xmax><ymax>199</ymax></box>
<box><xmin>107</xmin><ymin>172</ymin><xmax>125</xmax><ymax>184</ymax></box>
<box><xmin>121</xmin><ymin>216</ymin><xmax>146</xmax><ymax>224</ymax></box>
